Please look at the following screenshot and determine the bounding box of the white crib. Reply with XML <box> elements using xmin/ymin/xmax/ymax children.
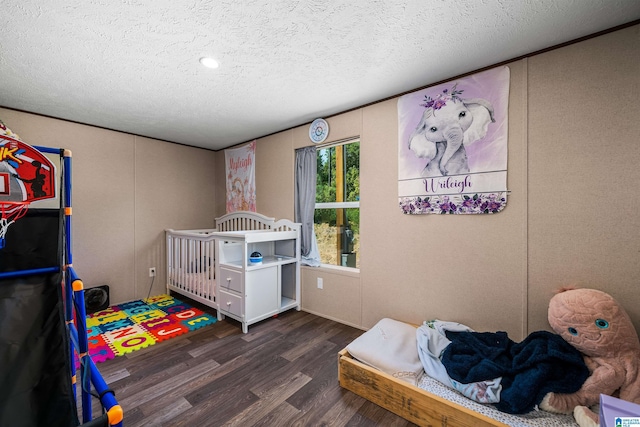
<box><xmin>166</xmin><ymin>228</ymin><xmax>217</xmax><ymax>307</ymax></box>
<box><xmin>166</xmin><ymin>211</ymin><xmax>299</xmax><ymax>313</ymax></box>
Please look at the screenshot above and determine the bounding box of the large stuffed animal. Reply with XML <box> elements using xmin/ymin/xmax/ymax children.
<box><xmin>540</xmin><ymin>287</ymin><xmax>640</xmax><ymax>426</ymax></box>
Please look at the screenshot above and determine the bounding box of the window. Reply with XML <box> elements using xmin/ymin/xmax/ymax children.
<box><xmin>314</xmin><ymin>139</ymin><xmax>359</xmax><ymax>268</ymax></box>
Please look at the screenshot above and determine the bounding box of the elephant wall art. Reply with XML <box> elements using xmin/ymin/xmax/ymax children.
<box><xmin>408</xmin><ymin>89</ymin><xmax>495</xmax><ymax>177</ymax></box>
<box><xmin>397</xmin><ymin>66</ymin><xmax>510</xmax><ymax>214</ymax></box>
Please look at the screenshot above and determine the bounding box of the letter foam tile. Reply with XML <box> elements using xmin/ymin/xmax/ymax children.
<box><xmin>167</xmin><ymin>307</ymin><xmax>217</xmax><ymax>330</ymax></box>
<box><xmin>181</xmin><ymin>314</ymin><xmax>217</xmax><ymax>330</ymax></box>
<box><xmin>90</xmin><ymin>345</ymin><xmax>116</xmax><ymax>363</ymax></box>
<box><xmin>83</xmin><ymin>295</ymin><xmax>216</xmax><ymax>363</ymax></box>
<box><xmin>87</xmin><ymin>334</ymin><xmax>115</xmax><ymax>363</ymax></box>
<box><xmin>151</xmin><ymin>298</ymin><xmax>181</xmax><ymax>310</ymax></box>
<box><xmin>146</xmin><ymin>294</ymin><xmax>173</xmax><ymax>304</ymax></box>
<box><xmin>147</xmin><ymin>321</ymin><xmax>190</xmax><ymax>342</ymax></box>
<box><xmin>110</xmin><ymin>332</ymin><xmax>156</xmax><ymax>356</ymax></box>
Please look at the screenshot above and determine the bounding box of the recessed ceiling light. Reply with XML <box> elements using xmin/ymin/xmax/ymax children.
<box><xmin>199</xmin><ymin>57</ymin><xmax>219</xmax><ymax>69</ymax></box>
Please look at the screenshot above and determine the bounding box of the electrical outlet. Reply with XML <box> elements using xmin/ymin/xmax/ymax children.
<box><xmin>149</xmin><ymin>267</ymin><xmax>156</xmax><ymax>277</ymax></box>
<box><xmin>317</xmin><ymin>277</ymin><xmax>323</xmax><ymax>289</ymax></box>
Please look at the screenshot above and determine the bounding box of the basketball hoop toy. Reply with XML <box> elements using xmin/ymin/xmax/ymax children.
<box><xmin>0</xmin><ymin>201</ymin><xmax>30</xmax><ymax>249</ymax></box>
<box><xmin>1</xmin><ymin>131</ymin><xmax>56</xmax><ymax>250</ymax></box>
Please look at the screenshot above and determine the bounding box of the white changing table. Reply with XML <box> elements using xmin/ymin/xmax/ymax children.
<box><xmin>215</xmin><ymin>225</ymin><xmax>301</xmax><ymax>333</ymax></box>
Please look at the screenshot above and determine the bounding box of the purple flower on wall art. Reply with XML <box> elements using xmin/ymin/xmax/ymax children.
<box><xmin>398</xmin><ymin>66</ymin><xmax>510</xmax><ymax>215</ymax></box>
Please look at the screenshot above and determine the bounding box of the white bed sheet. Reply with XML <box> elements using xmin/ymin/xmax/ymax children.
<box><xmin>417</xmin><ymin>374</ymin><xmax>579</xmax><ymax>427</ymax></box>
<box><xmin>169</xmin><ymin>269</ymin><xmax>215</xmax><ymax>298</ymax></box>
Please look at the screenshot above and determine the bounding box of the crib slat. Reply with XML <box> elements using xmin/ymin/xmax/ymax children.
<box><xmin>166</xmin><ymin>230</ymin><xmax>217</xmax><ymax>307</ymax></box>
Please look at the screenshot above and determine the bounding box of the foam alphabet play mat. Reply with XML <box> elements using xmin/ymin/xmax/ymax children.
<box><xmin>84</xmin><ymin>294</ymin><xmax>217</xmax><ymax>363</ymax></box>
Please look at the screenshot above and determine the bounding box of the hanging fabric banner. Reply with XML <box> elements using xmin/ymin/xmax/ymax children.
<box><xmin>225</xmin><ymin>140</ymin><xmax>256</xmax><ymax>213</ymax></box>
<box><xmin>398</xmin><ymin>66</ymin><xmax>510</xmax><ymax>214</ymax></box>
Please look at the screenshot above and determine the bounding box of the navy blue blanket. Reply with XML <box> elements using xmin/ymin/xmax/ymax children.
<box><xmin>441</xmin><ymin>330</ymin><xmax>589</xmax><ymax>414</ymax></box>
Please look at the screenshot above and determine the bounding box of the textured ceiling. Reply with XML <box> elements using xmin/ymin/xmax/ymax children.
<box><xmin>1</xmin><ymin>1</ymin><xmax>639</xmax><ymax>151</ymax></box>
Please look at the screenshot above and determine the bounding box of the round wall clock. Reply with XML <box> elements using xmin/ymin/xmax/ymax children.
<box><xmin>309</xmin><ymin>118</ymin><xmax>329</xmax><ymax>143</ymax></box>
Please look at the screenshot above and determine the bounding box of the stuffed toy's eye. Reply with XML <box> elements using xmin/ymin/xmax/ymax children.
<box><xmin>568</xmin><ymin>327</ymin><xmax>578</xmax><ymax>336</ymax></box>
<box><xmin>595</xmin><ymin>319</ymin><xmax>609</xmax><ymax>329</ymax></box>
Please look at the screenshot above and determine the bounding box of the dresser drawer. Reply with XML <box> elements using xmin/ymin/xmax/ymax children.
<box><xmin>219</xmin><ymin>290</ymin><xmax>242</xmax><ymax>317</ymax></box>
<box><xmin>220</xmin><ymin>267</ymin><xmax>242</xmax><ymax>293</ymax></box>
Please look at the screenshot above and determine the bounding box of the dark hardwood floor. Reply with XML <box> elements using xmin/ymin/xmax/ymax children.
<box><xmin>82</xmin><ymin>298</ymin><xmax>418</xmax><ymax>427</ymax></box>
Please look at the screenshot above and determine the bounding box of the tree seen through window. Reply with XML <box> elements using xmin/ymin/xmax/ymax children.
<box><xmin>314</xmin><ymin>140</ymin><xmax>359</xmax><ymax>268</ymax></box>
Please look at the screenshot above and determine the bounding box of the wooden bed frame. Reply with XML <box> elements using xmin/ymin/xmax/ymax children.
<box><xmin>338</xmin><ymin>348</ymin><xmax>509</xmax><ymax>427</ymax></box>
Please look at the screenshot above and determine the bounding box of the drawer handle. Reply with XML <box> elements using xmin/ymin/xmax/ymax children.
<box><xmin>226</xmin><ymin>302</ymin><xmax>231</xmax><ymax>306</ymax></box>
<box><xmin>226</xmin><ymin>277</ymin><xmax>231</xmax><ymax>282</ymax></box>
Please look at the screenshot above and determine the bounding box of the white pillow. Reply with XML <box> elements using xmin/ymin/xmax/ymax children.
<box><xmin>346</xmin><ymin>318</ymin><xmax>424</xmax><ymax>385</ymax></box>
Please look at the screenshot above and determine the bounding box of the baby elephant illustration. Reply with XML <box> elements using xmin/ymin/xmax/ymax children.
<box><xmin>408</xmin><ymin>97</ymin><xmax>495</xmax><ymax>176</ymax></box>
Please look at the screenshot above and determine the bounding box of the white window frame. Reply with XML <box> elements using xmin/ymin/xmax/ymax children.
<box><xmin>314</xmin><ymin>138</ymin><xmax>360</xmax><ymax>269</ymax></box>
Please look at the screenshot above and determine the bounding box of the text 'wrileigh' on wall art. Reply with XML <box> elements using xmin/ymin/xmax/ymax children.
<box><xmin>398</xmin><ymin>66</ymin><xmax>510</xmax><ymax>215</ymax></box>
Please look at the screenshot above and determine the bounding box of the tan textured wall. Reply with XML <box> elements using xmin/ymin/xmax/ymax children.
<box><xmin>526</xmin><ymin>26</ymin><xmax>640</xmax><ymax>332</ymax></box>
<box><xmin>134</xmin><ymin>136</ymin><xmax>217</xmax><ymax>299</ymax></box>
<box><xmin>249</xmin><ymin>24</ymin><xmax>639</xmax><ymax>339</ymax></box>
<box><xmin>214</xmin><ymin>151</ymin><xmax>226</xmax><ymax>218</ymax></box>
<box><xmin>0</xmin><ymin>108</ymin><xmax>217</xmax><ymax>304</ymax></box>
<box><xmin>255</xmin><ymin>131</ymin><xmax>295</xmax><ymax>220</ymax></box>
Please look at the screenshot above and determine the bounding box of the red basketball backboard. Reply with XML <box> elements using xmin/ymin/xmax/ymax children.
<box><xmin>0</xmin><ymin>134</ymin><xmax>56</xmax><ymax>203</ymax></box>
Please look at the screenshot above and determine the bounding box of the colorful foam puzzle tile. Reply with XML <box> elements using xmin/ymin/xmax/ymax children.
<box><xmin>85</xmin><ymin>295</ymin><xmax>216</xmax><ymax>363</ymax></box>
<box><xmin>86</xmin><ymin>316</ymin><xmax>101</xmax><ymax>328</ymax></box>
<box><xmin>124</xmin><ymin>305</ymin><xmax>155</xmax><ymax>318</ymax></box>
<box><xmin>92</xmin><ymin>309</ymin><xmax>129</xmax><ymax>325</ymax></box>
<box><xmin>139</xmin><ymin>316</ymin><xmax>176</xmax><ymax>331</ymax></box>
<box><xmin>148</xmin><ymin>321</ymin><xmax>190</xmax><ymax>342</ymax></box>
<box><xmin>86</xmin><ymin>325</ymin><xmax>103</xmax><ymax>338</ymax></box>
<box><xmin>129</xmin><ymin>309</ymin><xmax>166</xmax><ymax>324</ymax></box>
<box><xmin>145</xmin><ymin>294</ymin><xmax>173</xmax><ymax>304</ymax></box>
<box><xmin>102</xmin><ymin>323</ymin><xmax>149</xmax><ymax>345</ymax></box>
<box><xmin>171</xmin><ymin>307</ymin><xmax>205</xmax><ymax>321</ymax></box>
<box><xmin>88</xmin><ymin>334</ymin><xmax>109</xmax><ymax>349</ymax></box>
<box><xmin>99</xmin><ymin>317</ymin><xmax>134</xmax><ymax>333</ymax></box>
<box><xmin>181</xmin><ymin>314</ymin><xmax>217</xmax><ymax>330</ymax></box>
<box><xmin>90</xmin><ymin>344</ymin><xmax>116</xmax><ymax>363</ymax></box>
<box><xmin>118</xmin><ymin>300</ymin><xmax>148</xmax><ymax>310</ymax></box>
<box><xmin>110</xmin><ymin>332</ymin><xmax>156</xmax><ymax>356</ymax></box>
<box><xmin>151</xmin><ymin>299</ymin><xmax>180</xmax><ymax>310</ymax></box>
<box><xmin>162</xmin><ymin>303</ymin><xmax>191</xmax><ymax>315</ymax></box>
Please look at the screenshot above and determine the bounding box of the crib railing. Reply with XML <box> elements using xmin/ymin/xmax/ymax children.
<box><xmin>166</xmin><ymin>229</ymin><xmax>217</xmax><ymax>306</ymax></box>
<box><xmin>215</xmin><ymin>211</ymin><xmax>275</xmax><ymax>232</ymax></box>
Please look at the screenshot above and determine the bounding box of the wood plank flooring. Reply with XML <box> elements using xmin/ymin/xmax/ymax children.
<box><xmin>82</xmin><ymin>298</ymin><xmax>418</xmax><ymax>427</ymax></box>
